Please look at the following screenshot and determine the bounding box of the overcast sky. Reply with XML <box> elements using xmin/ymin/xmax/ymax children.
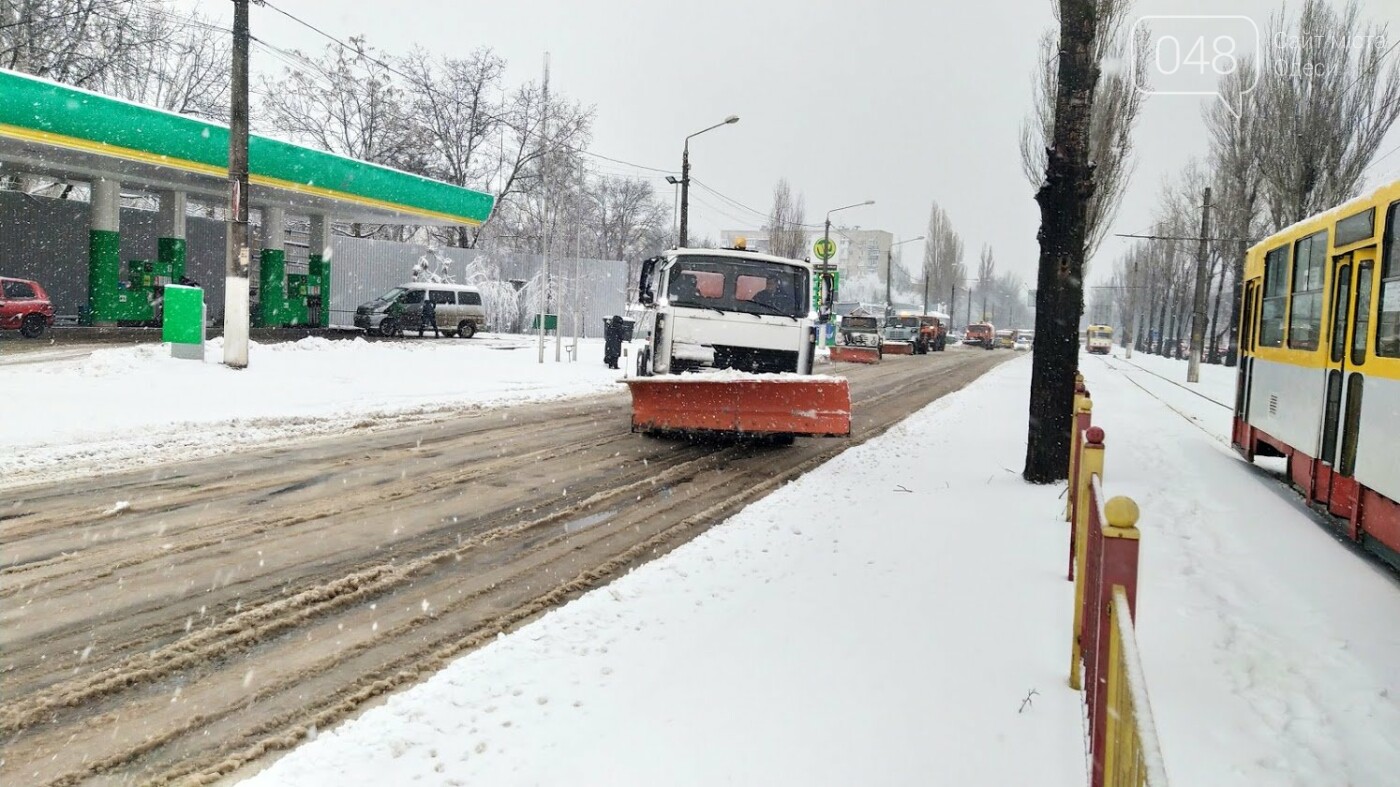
<box><xmin>204</xmin><ymin>0</ymin><xmax>1400</xmax><ymax>285</ymax></box>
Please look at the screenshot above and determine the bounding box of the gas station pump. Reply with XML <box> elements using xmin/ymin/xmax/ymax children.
<box><xmin>285</xmin><ymin>273</ymin><xmax>309</xmax><ymax>326</ymax></box>
<box><xmin>306</xmin><ymin>263</ymin><xmax>323</xmax><ymax>328</ymax></box>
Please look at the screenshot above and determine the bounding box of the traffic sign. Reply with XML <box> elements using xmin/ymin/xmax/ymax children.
<box><xmin>813</xmin><ymin>237</ymin><xmax>836</xmax><ymax>261</ymax></box>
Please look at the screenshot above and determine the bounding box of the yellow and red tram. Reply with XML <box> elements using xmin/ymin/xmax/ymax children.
<box><xmin>1234</xmin><ymin>179</ymin><xmax>1400</xmax><ymax>570</ymax></box>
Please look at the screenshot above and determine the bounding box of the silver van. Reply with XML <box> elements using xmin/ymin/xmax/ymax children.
<box><xmin>354</xmin><ymin>282</ymin><xmax>486</xmax><ymax>338</ymax></box>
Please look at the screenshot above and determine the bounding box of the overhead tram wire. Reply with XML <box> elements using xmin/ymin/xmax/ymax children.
<box><xmin>254</xmin><ymin>0</ymin><xmax>676</xmax><ymax>179</ymax></box>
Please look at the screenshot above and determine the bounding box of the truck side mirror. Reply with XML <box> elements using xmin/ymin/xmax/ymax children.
<box><xmin>638</xmin><ymin>256</ymin><xmax>660</xmax><ymax>305</ymax></box>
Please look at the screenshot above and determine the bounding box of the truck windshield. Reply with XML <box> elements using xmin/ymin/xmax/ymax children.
<box><xmin>667</xmin><ymin>256</ymin><xmax>808</xmax><ymax>318</ymax></box>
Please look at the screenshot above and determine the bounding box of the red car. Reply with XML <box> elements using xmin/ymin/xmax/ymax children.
<box><xmin>1</xmin><ymin>277</ymin><xmax>55</xmax><ymax>338</ymax></box>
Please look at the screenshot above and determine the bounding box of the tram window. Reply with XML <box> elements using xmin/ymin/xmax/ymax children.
<box><xmin>1379</xmin><ymin>202</ymin><xmax>1400</xmax><ymax>358</ymax></box>
<box><xmin>1329</xmin><ymin>266</ymin><xmax>1351</xmax><ymax>363</ymax></box>
<box><xmin>1339</xmin><ymin>374</ymin><xmax>1363</xmax><ymax>477</ymax></box>
<box><xmin>1260</xmin><ymin>245</ymin><xmax>1288</xmax><ymax>347</ymax></box>
<box><xmin>1352</xmin><ymin>262</ymin><xmax>1372</xmax><ymax>366</ymax></box>
<box><xmin>1288</xmin><ymin>230</ymin><xmax>1327</xmax><ymax>351</ymax></box>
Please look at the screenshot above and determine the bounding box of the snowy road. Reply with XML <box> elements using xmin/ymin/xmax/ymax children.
<box><xmin>0</xmin><ymin>348</ymin><xmax>1009</xmax><ymax>786</ymax></box>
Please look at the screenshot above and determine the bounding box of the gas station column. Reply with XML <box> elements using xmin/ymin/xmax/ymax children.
<box><xmin>88</xmin><ymin>177</ymin><xmax>121</xmax><ymax>326</ymax></box>
<box><xmin>258</xmin><ymin>206</ymin><xmax>286</xmax><ymax>327</ymax></box>
<box><xmin>158</xmin><ymin>190</ymin><xmax>187</xmax><ymax>283</ymax></box>
<box><xmin>308</xmin><ymin>214</ymin><xmax>330</xmax><ymax>328</ymax></box>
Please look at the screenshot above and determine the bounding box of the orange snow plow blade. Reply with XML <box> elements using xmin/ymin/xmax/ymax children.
<box><xmin>829</xmin><ymin>345</ymin><xmax>881</xmax><ymax>364</ymax></box>
<box><xmin>882</xmin><ymin>341</ymin><xmax>913</xmax><ymax>355</ymax></box>
<box><xmin>627</xmin><ymin>376</ymin><xmax>851</xmax><ymax>437</ymax></box>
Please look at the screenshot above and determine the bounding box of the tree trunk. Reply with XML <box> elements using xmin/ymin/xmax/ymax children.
<box><xmin>1207</xmin><ymin>254</ymin><xmax>1227</xmax><ymax>364</ymax></box>
<box><xmin>1224</xmin><ymin>241</ymin><xmax>1246</xmax><ymax>366</ymax></box>
<box><xmin>1154</xmin><ymin>287</ymin><xmax>1169</xmax><ymax>355</ymax></box>
<box><xmin>1024</xmin><ymin>0</ymin><xmax>1100</xmax><ymax>484</ymax></box>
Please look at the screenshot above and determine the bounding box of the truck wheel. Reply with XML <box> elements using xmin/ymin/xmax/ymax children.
<box><xmin>380</xmin><ymin>317</ymin><xmax>400</xmax><ymax>338</ymax></box>
<box><xmin>20</xmin><ymin>314</ymin><xmax>45</xmax><ymax>338</ymax></box>
<box><xmin>458</xmin><ymin>320</ymin><xmax>476</xmax><ymax>339</ymax></box>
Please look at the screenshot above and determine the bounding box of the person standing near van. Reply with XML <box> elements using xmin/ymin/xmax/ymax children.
<box><xmin>419</xmin><ymin>295</ymin><xmax>439</xmax><ymax>337</ymax></box>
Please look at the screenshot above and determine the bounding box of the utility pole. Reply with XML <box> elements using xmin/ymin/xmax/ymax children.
<box><xmin>679</xmin><ymin>143</ymin><xmax>691</xmax><ymax>248</ymax></box>
<box><xmin>1125</xmin><ymin>256</ymin><xmax>1138</xmax><ymax>359</ymax></box>
<box><xmin>1187</xmin><ymin>187</ymin><xmax>1211</xmax><ymax>383</ymax></box>
<box><xmin>885</xmin><ymin>245</ymin><xmax>893</xmax><ymax>314</ymax></box>
<box><xmin>949</xmin><ymin>285</ymin><xmax>955</xmax><ymax>328</ymax></box>
<box><xmin>538</xmin><ymin>52</ymin><xmax>550</xmax><ymax>364</ymax></box>
<box><xmin>222</xmin><ymin>0</ymin><xmax>251</xmax><ymax>369</ymax></box>
<box><xmin>923</xmin><ymin>275</ymin><xmax>930</xmax><ymax>314</ymax></box>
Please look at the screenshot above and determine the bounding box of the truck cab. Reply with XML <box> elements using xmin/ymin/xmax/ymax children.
<box><xmin>633</xmin><ymin>247</ymin><xmax>823</xmax><ymax>378</ymax></box>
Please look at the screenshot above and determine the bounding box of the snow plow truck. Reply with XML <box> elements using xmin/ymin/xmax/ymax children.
<box><xmin>626</xmin><ymin>244</ymin><xmax>852</xmax><ymax>443</ymax></box>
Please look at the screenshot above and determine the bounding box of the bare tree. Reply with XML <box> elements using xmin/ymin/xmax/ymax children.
<box><xmin>0</xmin><ymin>0</ymin><xmax>157</xmax><ymax>88</ymax></box>
<box><xmin>1255</xmin><ymin>0</ymin><xmax>1400</xmax><ymax>229</ymax></box>
<box><xmin>102</xmin><ymin>5</ymin><xmax>230</xmax><ymax>119</ymax></box>
<box><xmin>765</xmin><ymin>178</ymin><xmax>809</xmax><ymax>260</ymax></box>
<box><xmin>399</xmin><ymin>48</ymin><xmax>506</xmax><ymax>248</ymax></box>
<box><xmin>1203</xmin><ymin>57</ymin><xmax>1267</xmax><ymax>364</ymax></box>
<box><xmin>973</xmin><ymin>243</ymin><xmax>997</xmax><ymax>320</ymax></box>
<box><xmin>471</xmin><ymin>79</ymin><xmax>594</xmax><ymax>249</ymax></box>
<box><xmin>1025</xmin><ymin>0</ymin><xmax>1102</xmax><ymax>483</ymax></box>
<box><xmin>590</xmin><ymin>175</ymin><xmax>669</xmax><ymax>261</ymax></box>
<box><xmin>920</xmin><ymin>200</ymin><xmax>964</xmax><ymax>312</ymax></box>
<box><xmin>1020</xmin><ymin>0</ymin><xmax>1148</xmax><ymax>265</ymax></box>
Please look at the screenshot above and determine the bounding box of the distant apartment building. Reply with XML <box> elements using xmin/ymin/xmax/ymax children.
<box><xmin>720</xmin><ymin>227</ymin><xmax>894</xmax><ymax>289</ymax></box>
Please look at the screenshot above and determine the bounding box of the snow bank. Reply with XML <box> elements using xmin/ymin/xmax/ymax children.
<box><xmin>240</xmin><ymin>356</ymin><xmax>1088</xmax><ymax>786</ymax></box>
<box><xmin>0</xmin><ymin>335</ymin><xmax>625</xmax><ymax>487</ymax></box>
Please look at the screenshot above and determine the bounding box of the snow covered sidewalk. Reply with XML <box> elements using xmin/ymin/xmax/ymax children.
<box><xmin>0</xmin><ymin>335</ymin><xmax>624</xmax><ymax>487</ymax></box>
<box><xmin>1082</xmin><ymin>351</ymin><xmax>1400</xmax><ymax>786</ymax></box>
<box><xmin>241</xmin><ymin>356</ymin><xmax>1089</xmax><ymax>786</ymax></box>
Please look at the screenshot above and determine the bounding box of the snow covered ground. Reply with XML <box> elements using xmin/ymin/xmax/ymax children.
<box><xmin>0</xmin><ymin>334</ymin><xmax>625</xmax><ymax>488</ymax></box>
<box><xmin>239</xmin><ymin>349</ymin><xmax>1400</xmax><ymax>787</ymax></box>
<box><xmin>1085</xmin><ymin>349</ymin><xmax>1400</xmax><ymax>786</ymax></box>
<box><xmin>241</xmin><ymin>355</ymin><xmax>1089</xmax><ymax>787</ymax></box>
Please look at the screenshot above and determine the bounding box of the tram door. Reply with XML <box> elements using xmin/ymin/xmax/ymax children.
<box><xmin>1318</xmin><ymin>249</ymin><xmax>1376</xmax><ymax>520</ymax></box>
<box><xmin>1235</xmin><ymin>279</ymin><xmax>1260</xmax><ymax>441</ymax></box>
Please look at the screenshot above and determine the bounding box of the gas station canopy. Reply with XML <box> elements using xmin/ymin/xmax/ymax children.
<box><xmin>0</xmin><ymin>69</ymin><xmax>494</xmax><ymax>226</ymax></box>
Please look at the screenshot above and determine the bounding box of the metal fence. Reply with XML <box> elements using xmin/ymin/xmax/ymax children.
<box><xmin>0</xmin><ymin>190</ymin><xmax>630</xmax><ymax>335</ymax></box>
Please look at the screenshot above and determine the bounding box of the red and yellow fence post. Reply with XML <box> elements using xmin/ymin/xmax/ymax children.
<box><xmin>1069</xmin><ymin>425</ymin><xmax>1105</xmax><ymax>691</ymax></box>
<box><xmin>1091</xmin><ymin>497</ymin><xmax>1142</xmax><ymax>787</ymax></box>
<box><xmin>1068</xmin><ymin>383</ymin><xmax>1093</xmax><ymax>581</ymax></box>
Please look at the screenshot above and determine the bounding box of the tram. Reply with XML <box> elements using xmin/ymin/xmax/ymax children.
<box><xmin>1233</xmin><ymin>179</ymin><xmax>1400</xmax><ymax>570</ymax></box>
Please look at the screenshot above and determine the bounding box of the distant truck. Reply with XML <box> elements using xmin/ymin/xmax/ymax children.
<box><xmin>964</xmin><ymin>322</ymin><xmax>995</xmax><ymax>349</ymax></box>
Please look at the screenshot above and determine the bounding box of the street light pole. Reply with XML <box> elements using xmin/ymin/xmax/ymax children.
<box><xmin>886</xmin><ymin>235</ymin><xmax>923</xmax><ymax>316</ymax></box>
<box><xmin>678</xmin><ymin>115</ymin><xmax>739</xmax><ymax>247</ymax></box>
<box><xmin>823</xmin><ymin>200</ymin><xmax>874</xmax><ymax>304</ymax></box>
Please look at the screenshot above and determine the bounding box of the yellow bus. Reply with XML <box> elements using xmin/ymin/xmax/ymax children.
<box><xmin>1233</xmin><ymin>177</ymin><xmax>1400</xmax><ymax>570</ymax></box>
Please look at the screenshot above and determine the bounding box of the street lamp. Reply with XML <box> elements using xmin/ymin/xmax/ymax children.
<box><xmin>887</xmin><ymin>236</ymin><xmax>924</xmax><ymax>315</ymax></box>
<box><xmin>821</xmin><ymin>200</ymin><xmax>874</xmax><ymax>305</ymax></box>
<box><xmin>678</xmin><ymin>115</ymin><xmax>739</xmax><ymax>247</ymax></box>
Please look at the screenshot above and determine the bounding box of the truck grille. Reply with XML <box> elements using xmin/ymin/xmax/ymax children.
<box><xmin>712</xmin><ymin>345</ymin><xmax>798</xmax><ymax>374</ymax></box>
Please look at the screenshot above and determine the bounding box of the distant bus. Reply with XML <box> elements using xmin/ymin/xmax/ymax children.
<box><xmin>1086</xmin><ymin>324</ymin><xmax>1113</xmax><ymax>355</ymax></box>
